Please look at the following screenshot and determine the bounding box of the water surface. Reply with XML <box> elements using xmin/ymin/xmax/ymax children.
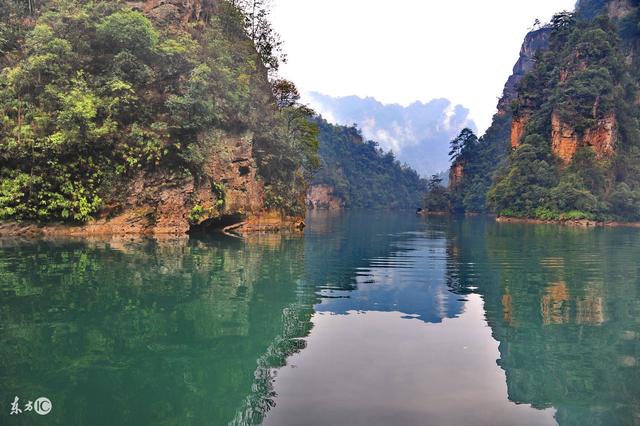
<box><xmin>1</xmin><ymin>212</ymin><xmax>639</xmax><ymax>425</ymax></box>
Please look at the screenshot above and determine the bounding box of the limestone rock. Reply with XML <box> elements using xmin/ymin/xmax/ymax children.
<box><xmin>306</xmin><ymin>185</ymin><xmax>345</xmax><ymax>210</ymax></box>
<box><xmin>551</xmin><ymin>112</ymin><xmax>616</xmax><ymax>164</ymax></box>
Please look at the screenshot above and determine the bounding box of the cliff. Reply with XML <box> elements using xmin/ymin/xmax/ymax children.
<box><xmin>0</xmin><ymin>0</ymin><xmax>316</xmax><ymax>235</ymax></box>
<box><xmin>506</xmin><ymin>28</ymin><xmax>552</xmax><ymax>149</ymax></box>
<box><xmin>497</xmin><ymin>27</ymin><xmax>552</xmax><ymax>115</ymax></box>
<box><xmin>550</xmin><ymin>112</ymin><xmax>616</xmax><ymax>164</ymax></box>
<box><xmin>451</xmin><ymin>1</ymin><xmax>640</xmax><ymax>221</ymax></box>
<box><xmin>449</xmin><ymin>163</ymin><xmax>465</xmax><ymax>188</ymax></box>
<box><xmin>306</xmin><ymin>184</ymin><xmax>345</xmax><ymax>210</ymax></box>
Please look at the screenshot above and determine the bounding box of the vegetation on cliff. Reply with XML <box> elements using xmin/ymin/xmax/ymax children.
<box><xmin>432</xmin><ymin>4</ymin><xmax>640</xmax><ymax>221</ymax></box>
<box><xmin>313</xmin><ymin>117</ymin><xmax>426</xmax><ymax>209</ymax></box>
<box><xmin>0</xmin><ymin>0</ymin><xmax>318</xmax><ymax>223</ymax></box>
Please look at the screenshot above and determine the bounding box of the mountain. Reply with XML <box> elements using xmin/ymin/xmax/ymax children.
<box><xmin>307</xmin><ymin>118</ymin><xmax>426</xmax><ymax>210</ymax></box>
<box><xmin>440</xmin><ymin>0</ymin><xmax>640</xmax><ymax>222</ymax></box>
<box><xmin>306</xmin><ymin>92</ymin><xmax>476</xmax><ymax>177</ymax></box>
<box><xmin>0</xmin><ymin>0</ymin><xmax>318</xmax><ymax>235</ymax></box>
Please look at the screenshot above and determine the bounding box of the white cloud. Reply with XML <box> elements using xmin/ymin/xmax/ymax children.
<box><xmin>271</xmin><ymin>0</ymin><xmax>576</xmax><ymax>134</ymax></box>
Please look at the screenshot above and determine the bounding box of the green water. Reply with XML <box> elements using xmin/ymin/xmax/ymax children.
<box><xmin>1</xmin><ymin>212</ymin><xmax>639</xmax><ymax>425</ymax></box>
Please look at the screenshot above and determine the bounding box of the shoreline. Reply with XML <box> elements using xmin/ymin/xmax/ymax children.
<box><xmin>419</xmin><ymin>211</ymin><xmax>640</xmax><ymax>228</ymax></box>
<box><xmin>0</xmin><ymin>211</ymin><xmax>305</xmax><ymax>238</ymax></box>
<box><xmin>3</xmin><ymin>212</ymin><xmax>640</xmax><ymax>239</ymax></box>
<box><xmin>495</xmin><ymin>216</ymin><xmax>640</xmax><ymax>228</ymax></box>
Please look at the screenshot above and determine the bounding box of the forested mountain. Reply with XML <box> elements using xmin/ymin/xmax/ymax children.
<box><xmin>433</xmin><ymin>0</ymin><xmax>640</xmax><ymax>222</ymax></box>
<box><xmin>308</xmin><ymin>118</ymin><xmax>426</xmax><ymax>210</ymax></box>
<box><xmin>0</xmin><ymin>0</ymin><xmax>318</xmax><ymax>234</ymax></box>
<box><xmin>307</xmin><ymin>92</ymin><xmax>475</xmax><ymax>177</ymax></box>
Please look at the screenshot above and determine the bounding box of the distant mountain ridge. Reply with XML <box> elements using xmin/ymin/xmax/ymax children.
<box><xmin>308</xmin><ymin>117</ymin><xmax>426</xmax><ymax>210</ymax></box>
<box><xmin>306</xmin><ymin>93</ymin><xmax>476</xmax><ymax>176</ymax></box>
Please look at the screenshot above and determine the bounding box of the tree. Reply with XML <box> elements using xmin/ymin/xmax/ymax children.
<box><xmin>254</xmin><ymin>79</ymin><xmax>319</xmax><ymax>213</ymax></box>
<box><xmin>272</xmin><ymin>79</ymin><xmax>300</xmax><ymax>108</ymax></box>
<box><xmin>233</xmin><ymin>0</ymin><xmax>285</xmax><ymax>73</ymax></box>
<box><xmin>424</xmin><ymin>175</ymin><xmax>449</xmax><ymax>212</ymax></box>
<box><xmin>449</xmin><ymin>128</ymin><xmax>478</xmax><ymax>163</ymax></box>
<box><xmin>0</xmin><ymin>0</ymin><xmax>318</xmax><ymax>222</ymax></box>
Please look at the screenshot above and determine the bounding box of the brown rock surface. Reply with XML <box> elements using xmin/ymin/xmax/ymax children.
<box><xmin>497</xmin><ymin>28</ymin><xmax>551</xmax><ymax>114</ymax></box>
<box><xmin>0</xmin><ymin>0</ymin><xmax>303</xmax><ymax>237</ymax></box>
<box><xmin>551</xmin><ymin>112</ymin><xmax>616</xmax><ymax>164</ymax></box>
<box><xmin>607</xmin><ymin>0</ymin><xmax>634</xmax><ymax>19</ymax></box>
<box><xmin>449</xmin><ymin>163</ymin><xmax>464</xmax><ymax>188</ymax></box>
<box><xmin>551</xmin><ymin>113</ymin><xmax>580</xmax><ymax>164</ymax></box>
<box><xmin>306</xmin><ymin>185</ymin><xmax>344</xmax><ymax>210</ymax></box>
<box><xmin>584</xmin><ymin>114</ymin><xmax>616</xmax><ymax>159</ymax></box>
<box><xmin>510</xmin><ymin>115</ymin><xmax>529</xmax><ymax>149</ymax></box>
<box><xmin>0</xmin><ymin>132</ymin><xmax>299</xmax><ymax>236</ymax></box>
<box><xmin>202</xmin><ymin>132</ymin><xmax>265</xmax><ymax>215</ymax></box>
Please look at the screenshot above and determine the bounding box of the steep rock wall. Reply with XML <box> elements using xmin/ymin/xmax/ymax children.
<box><xmin>449</xmin><ymin>163</ymin><xmax>464</xmax><ymax>188</ymax></box>
<box><xmin>0</xmin><ymin>131</ymin><xmax>278</xmax><ymax>236</ymax></box>
<box><xmin>510</xmin><ymin>114</ymin><xmax>530</xmax><ymax>149</ymax></box>
<box><xmin>502</xmin><ymin>28</ymin><xmax>550</xmax><ymax>151</ymax></box>
<box><xmin>0</xmin><ymin>0</ymin><xmax>302</xmax><ymax>236</ymax></box>
<box><xmin>551</xmin><ymin>112</ymin><xmax>616</xmax><ymax>164</ymax></box>
<box><xmin>498</xmin><ymin>28</ymin><xmax>552</xmax><ymax>115</ymax></box>
<box><xmin>607</xmin><ymin>0</ymin><xmax>634</xmax><ymax>19</ymax></box>
<box><xmin>306</xmin><ymin>185</ymin><xmax>344</xmax><ymax>210</ymax></box>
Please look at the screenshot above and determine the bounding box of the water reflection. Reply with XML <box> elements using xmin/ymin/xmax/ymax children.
<box><xmin>0</xmin><ymin>213</ymin><xmax>639</xmax><ymax>426</ymax></box>
<box><xmin>0</xmin><ymin>235</ymin><xmax>316</xmax><ymax>426</ymax></box>
<box><xmin>266</xmin><ymin>213</ymin><xmax>640</xmax><ymax>426</ymax></box>
<box><xmin>452</xmin><ymin>220</ymin><xmax>640</xmax><ymax>425</ymax></box>
<box><xmin>304</xmin><ymin>211</ymin><xmax>463</xmax><ymax>323</ymax></box>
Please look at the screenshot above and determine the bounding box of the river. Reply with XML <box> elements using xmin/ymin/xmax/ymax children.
<box><xmin>0</xmin><ymin>211</ymin><xmax>638</xmax><ymax>425</ymax></box>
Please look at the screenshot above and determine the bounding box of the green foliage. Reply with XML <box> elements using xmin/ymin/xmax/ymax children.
<box><xmin>457</xmin><ymin>8</ymin><xmax>640</xmax><ymax>222</ymax></box>
<box><xmin>488</xmin><ymin>144</ymin><xmax>557</xmax><ymax>216</ymax></box>
<box><xmin>254</xmin><ymin>79</ymin><xmax>320</xmax><ymax>215</ymax></box>
<box><xmin>448</xmin><ymin>128</ymin><xmax>478</xmax><ymax>164</ymax></box>
<box><xmin>96</xmin><ymin>9</ymin><xmax>159</xmax><ymax>56</ymax></box>
<box><xmin>0</xmin><ymin>0</ymin><xmax>317</xmax><ymax>222</ymax></box>
<box><xmin>609</xmin><ymin>183</ymin><xmax>640</xmax><ymax>219</ymax></box>
<box><xmin>233</xmin><ymin>0</ymin><xmax>286</xmax><ymax>74</ymax></box>
<box><xmin>424</xmin><ymin>175</ymin><xmax>449</xmax><ymax>212</ymax></box>
<box><xmin>189</xmin><ymin>203</ymin><xmax>210</xmax><ymax>224</ymax></box>
<box><xmin>446</xmin><ymin>117</ymin><xmax>512</xmax><ymax>213</ymax></box>
<box><xmin>313</xmin><ymin>117</ymin><xmax>426</xmax><ymax>209</ymax></box>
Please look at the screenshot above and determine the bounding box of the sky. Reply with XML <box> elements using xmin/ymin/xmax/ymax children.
<box><xmin>270</xmin><ymin>0</ymin><xmax>577</xmax><ymax>134</ymax></box>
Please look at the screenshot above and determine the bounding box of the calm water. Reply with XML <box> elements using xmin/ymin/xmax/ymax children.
<box><xmin>1</xmin><ymin>212</ymin><xmax>639</xmax><ymax>425</ymax></box>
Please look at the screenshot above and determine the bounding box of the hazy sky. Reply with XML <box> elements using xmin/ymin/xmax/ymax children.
<box><xmin>271</xmin><ymin>0</ymin><xmax>576</xmax><ymax>133</ymax></box>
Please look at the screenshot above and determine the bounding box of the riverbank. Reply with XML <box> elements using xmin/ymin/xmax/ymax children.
<box><xmin>496</xmin><ymin>216</ymin><xmax>640</xmax><ymax>228</ymax></box>
<box><xmin>0</xmin><ymin>211</ymin><xmax>305</xmax><ymax>238</ymax></box>
<box><xmin>418</xmin><ymin>211</ymin><xmax>640</xmax><ymax>228</ymax></box>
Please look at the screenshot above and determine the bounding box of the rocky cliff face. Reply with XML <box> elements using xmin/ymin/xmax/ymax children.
<box><xmin>306</xmin><ymin>185</ymin><xmax>344</xmax><ymax>210</ymax></box>
<box><xmin>0</xmin><ymin>0</ymin><xmax>303</xmax><ymax>237</ymax></box>
<box><xmin>498</xmin><ymin>28</ymin><xmax>551</xmax><ymax>115</ymax></box>
<box><xmin>509</xmin><ymin>16</ymin><xmax>619</xmax><ymax>164</ymax></box>
<box><xmin>0</xmin><ymin>131</ymin><xmax>303</xmax><ymax>237</ymax></box>
<box><xmin>510</xmin><ymin>115</ymin><xmax>530</xmax><ymax>149</ymax></box>
<box><xmin>449</xmin><ymin>163</ymin><xmax>465</xmax><ymax>188</ymax></box>
<box><xmin>504</xmin><ymin>29</ymin><xmax>552</xmax><ymax>151</ymax></box>
<box><xmin>551</xmin><ymin>112</ymin><xmax>616</xmax><ymax>164</ymax></box>
<box><xmin>607</xmin><ymin>0</ymin><xmax>634</xmax><ymax>19</ymax></box>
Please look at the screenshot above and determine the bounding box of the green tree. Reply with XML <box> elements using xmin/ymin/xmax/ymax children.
<box><xmin>424</xmin><ymin>175</ymin><xmax>449</xmax><ymax>212</ymax></box>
